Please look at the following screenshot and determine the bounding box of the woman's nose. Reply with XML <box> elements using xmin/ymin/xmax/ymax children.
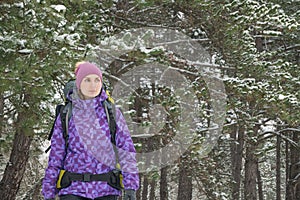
<box><xmin>91</xmin><ymin>81</ymin><xmax>100</xmax><ymax>88</ymax></box>
<box><xmin>91</xmin><ymin>82</ymin><xmax>97</xmax><ymax>88</ymax></box>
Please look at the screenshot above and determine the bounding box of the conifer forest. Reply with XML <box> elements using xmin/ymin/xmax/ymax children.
<box><xmin>0</xmin><ymin>0</ymin><xmax>299</xmax><ymax>200</ymax></box>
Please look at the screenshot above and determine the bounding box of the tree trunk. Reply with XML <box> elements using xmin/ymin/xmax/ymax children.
<box><xmin>244</xmin><ymin>143</ymin><xmax>258</xmax><ymax>200</ymax></box>
<box><xmin>257</xmin><ymin>163</ymin><xmax>263</xmax><ymax>200</ymax></box>
<box><xmin>230</xmin><ymin>123</ymin><xmax>244</xmax><ymax>200</ymax></box>
<box><xmin>286</xmin><ymin>131</ymin><xmax>300</xmax><ymax>200</ymax></box>
<box><xmin>276</xmin><ymin>135</ymin><xmax>281</xmax><ymax>200</ymax></box>
<box><xmin>142</xmin><ymin>174</ymin><xmax>149</xmax><ymax>200</ymax></box>
<box><xmin>0</xmin><ymin>94</ymin><xmax>3</xmax><ymax>137</ymax></box>
<box><xmin>285</xmin><ymin>136</ymin><xmax>290</xmax><ymax>200</ymax></box>
<box><xmin>160</xmin><ymin>166</ymin><xmax>168</xmax><ymax>200</ymax></box>
<box><xmin>0</xmin><ymin>110</ymin><xmax>33</xmax><ymax>200</ymax></box>
<box><xmin>244</xmin><ymin>125</ymin><xmax>259</xmax><ymax>200</ymax></box>
<box><xmin>293</xmin><ymin>131</ymin><xmax>300</xmax><ymax>199</ymax></box>
<box><xmin>149</xmin><ymin>179</ymin><xmax>156</xmax><ymax>200</ymax></box>
<box><xmin>177</xmin><ymin>156</ymin><xmax>192</xmax><ymax>200</ymax></box>
<box><xmin>136</xmin><ymin>175</ymin><xmax>142</xmax><ymax>200</ymax></box>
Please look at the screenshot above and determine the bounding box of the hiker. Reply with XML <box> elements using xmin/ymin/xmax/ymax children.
<box><xmin>42</xmin><ymin>61</ymin><xmax>139</xmax><ymax>200</ymax></box>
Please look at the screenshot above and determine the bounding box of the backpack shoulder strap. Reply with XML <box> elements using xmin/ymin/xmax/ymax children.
<box><xmin>60</xmin><ymin>102</ymin><xmax>72</xmax><ymax>149</ymax></box>
<box><xmin>103</xmin><ymin>100</ymin><xmax>119</xmax><ymax>165</ymax></box>
<box><xmin>59</xmin><ymin>102</ymin><xmax>72</xmax><ymax>169</ymax></box>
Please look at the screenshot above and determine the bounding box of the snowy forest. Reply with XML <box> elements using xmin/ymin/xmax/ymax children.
<box><xmin>0</xmin><ymin>0</ymin><xmax>299</xmax><ymax>200</ymax></box>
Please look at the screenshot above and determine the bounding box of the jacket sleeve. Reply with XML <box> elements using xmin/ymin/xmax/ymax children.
<box><xmin>42</xmin><ymin>115</ymin><xmax>66</xmax><ymax>199</ymax></box>
<box><xmin>115</xmin><ymin>108</ymin><xmax>140</xmax><ymax>190</ymax></box>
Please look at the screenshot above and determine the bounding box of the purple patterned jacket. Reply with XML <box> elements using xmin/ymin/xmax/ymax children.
<box><xmin>42</xmin><ymin>89</ymin><xmax>139</xmax><ymax>199</ymax></box>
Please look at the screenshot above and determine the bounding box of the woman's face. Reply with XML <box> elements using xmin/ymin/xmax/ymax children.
<box><xmin>80</xmin><ymin>74</ymin><xmax>102</xmax><ymax>99</ymax></box>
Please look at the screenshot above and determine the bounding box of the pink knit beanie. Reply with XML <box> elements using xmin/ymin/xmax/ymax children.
<box><xmin>75</xmin><ymin>62</ymin><xmax>102</xmax><ymax>89</ymax></box>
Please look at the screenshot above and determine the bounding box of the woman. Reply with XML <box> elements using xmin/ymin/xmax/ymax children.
<box><xmin>42</xmin><ymin>61</ymin><xmax>139</xmax><ymax>200</ymax></box>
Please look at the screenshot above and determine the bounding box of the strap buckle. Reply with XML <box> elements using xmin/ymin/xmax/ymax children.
<box><xmin>83</xmin><ymin>173</ymin><xmax>91</xmax><ymax>182</ymax></box>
